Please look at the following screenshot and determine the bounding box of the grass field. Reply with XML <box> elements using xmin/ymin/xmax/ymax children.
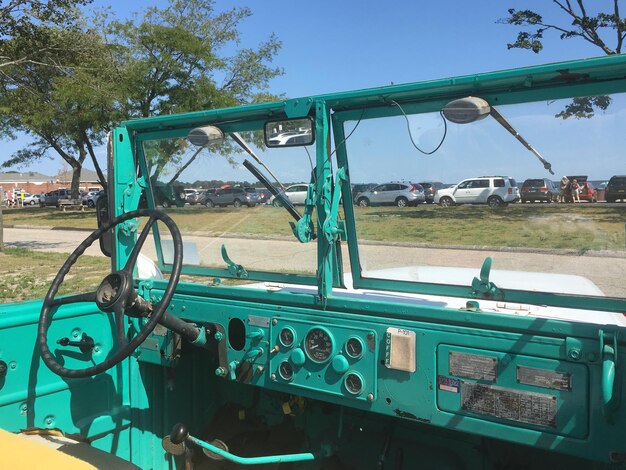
<box><xmin>0</xmin><ymin>248</ymin><xmax>110</xmax><ymax>303</ymax></box>
<box><xmin>3</xmin><ymin>203</ymin><xmax>626</xmax><ymax>251</ymax></box>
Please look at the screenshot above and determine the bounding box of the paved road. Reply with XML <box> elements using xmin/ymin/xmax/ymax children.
<box><xmin>4</xmin><ymin>227</ymin><xmax>625</xmax><ymax>297</ymax></box>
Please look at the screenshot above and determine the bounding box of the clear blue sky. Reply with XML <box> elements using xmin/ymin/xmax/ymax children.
<box><xmin>1</xmin><ymin>0</ymin><xmax>618</xmax><ymax>181</ymax></box>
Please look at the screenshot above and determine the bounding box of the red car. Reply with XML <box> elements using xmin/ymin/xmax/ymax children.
<box><xmin>564</xmin><ymin>176</ymin><xmax>598</xmax><ymax>203</ymax></box>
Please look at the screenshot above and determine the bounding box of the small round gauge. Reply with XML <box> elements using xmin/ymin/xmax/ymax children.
<box><xmin>278</xmin><ymin>361</ymin><xmax>294</xmax><ymax>381</ymax></box>
<box><xmin>345</xmin><ymin>372</ymin><xmax>364</xmax><ymax>395</ymax></box>
<box><xmin>279</xmin><ymin>327</ymin><xmax>296</xmax><ymax>348</ymax></box>
<box><xmin>304</xmin><ymin>327</ymin><xmax>334</xmax><ymax>363</ymax></box>
<box><xmin>345</xmin><ymin>337</ymin><xmax>364</xmax><ymax>359</ymax></box>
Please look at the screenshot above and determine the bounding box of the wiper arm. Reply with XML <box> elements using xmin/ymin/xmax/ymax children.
<box><xmin>242</xmin><ymin>159</ymin><xmax>302</xmax><ymax>220</ymax></box>
<box><xmin>230</xmin><ymin>132</ymin><xmax>287</xmax><ymax>191</ymax></box>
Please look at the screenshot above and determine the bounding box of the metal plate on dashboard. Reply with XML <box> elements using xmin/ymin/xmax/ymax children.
<box><xmin>461</xmin><ymin>382</ymin><xmax>557</xmax><ymax>428</ymax></box>
<box><xmin>449</xmin><ymin>351</ymin><xmax>497</xmax><ymax>381</ymax></box>
<box><xmin>516</xmin><ymin>366</ymin><xmax>572</xmax><ymax>391</ymax></box>
<box><xmin>248</xmin><ymin>315</ymin><xmax>270</xmax><ymax>328</ymax></box>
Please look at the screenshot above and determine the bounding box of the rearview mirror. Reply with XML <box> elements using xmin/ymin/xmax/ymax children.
<box><xmin>264</xmin><ymin>118</ymin><xmax>314</xmax><ymax>147</ymax></box>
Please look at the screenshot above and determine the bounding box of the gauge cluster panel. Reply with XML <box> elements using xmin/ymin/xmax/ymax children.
<box><xmin>269</xmin><ymin>318</ymin><xmax>378</xmax><ymax>401</ymax></box>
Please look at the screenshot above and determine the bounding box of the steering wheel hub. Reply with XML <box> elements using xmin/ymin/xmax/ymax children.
<box><xmin>96</xmin><ymin>271</ymin><xmax>133</xmax><ymax>312</ymax></box>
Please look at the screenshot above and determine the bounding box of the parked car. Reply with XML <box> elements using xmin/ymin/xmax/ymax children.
<box><xmin>418</xmin><ymin>181</ymin><xmax>445</xmax><ymax>204</ymax></box>
<box><xmin>355</xmin><ymin>182</ymin><xmax>425</xmax><ymax>207</ymax></box>
<box><xmin>186</xmin><ymin>190</ymin><xmax>202</xmax><ymax>205</ymax></box>
<box><xmin>197</xmin><ymin>188</ymin><xmax>218</xmax><ymax>206</ymax></box>
<box><xmin>42</xmin><ymin>189</ymin><xmax>71</xmax><ymax>207</ymax></box>
<box><xmin>22</xmin><ymin>193</ymin><xmax>40</xmax><ymax>206</ymax></box>
<box><xmin>435</xmin><ymin>176</ymin><xmax>519</xmax><ymax>207</ymax></box>
<box><xmin>151</xmin><ymin>182</ymin><xmax>187</xmax><ymax>208</ymax></box>
<box><xmin>351</xmin><ymin>183</ymin><xmax>377</xmax><ymax>203</ymax></box>
<box><xmin>268</xmin><ymin>184</ymin><xmax>309</xmax><ymax>207</ymax></box>
<box><xmin>203</xmin><ymin>187</ymin><xmax>260</xmax><ymax>208</ymax></box>
<box><xmin>81</xmin><ymin>191</ymin><xmax>99</xmax><ymax>207</ymax></box>
<box><xmin>245</xmin><ymin>187</ymin><xmax>270</xmax><ymax>204</ymax></box>
<box><xmin>605</xmin><ymin>175</ymin><xmax>626</xmax><ymax>203</ymax></box>
<box><xmin>520</xmin><ymin>178</ymin><xmax>560</xmax><ymax>203</ymax></box>
<box><xmin>563</xmin><ymin>176</ymin><xmax>597</xmax><ymax>203</ymax></box>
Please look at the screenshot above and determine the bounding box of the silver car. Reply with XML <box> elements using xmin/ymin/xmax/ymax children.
<box><xmin>269</xmin><ymin>184</ymin><xmax>309</xmax><ymax>207</ymax></box>
<box><xmin>355</xmin><ymin>182</ymin><xmax>425</xmax><ymax>207</ymax></box>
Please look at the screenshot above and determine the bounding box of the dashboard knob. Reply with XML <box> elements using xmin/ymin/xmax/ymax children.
<box><xmin>291</xmin><ymin>348</ymin><xmax>306</xmax><ymax>366</ymax></box>
<box><xmin>170</xmin><ymin>423</ymin><xmax>189</xmax><ymax>445</ymax></box>
<box><xmin>332</xmin><ymin>355</ymin><xmax>349</xmax><ymax>374</ymax></box>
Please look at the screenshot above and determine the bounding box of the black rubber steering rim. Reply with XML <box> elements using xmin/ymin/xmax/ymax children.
<box><xmin>37</xmin><ymin>208</ymin><xmax>183</xmax><ymax>378</ymax></box>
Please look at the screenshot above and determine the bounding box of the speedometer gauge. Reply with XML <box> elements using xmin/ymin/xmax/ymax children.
<box><xmin>304</xmin><ymin>327</ymin><xmax>334</xmax><ymax>363</ymax></box>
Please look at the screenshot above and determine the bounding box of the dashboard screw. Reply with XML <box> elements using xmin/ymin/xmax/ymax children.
<box><xmin>272</xmin><ymin>319</ymin><xmax>278</xmax><ymax>326</ymax></box>
<box><xmin>367</xmin><ymin>393</ymin><xmax>374</xmax><ymax>402</ymax></box>
<box><xmin>271</xmin><ymin>373</ymin><xmax>277</xmax><ymax>381</ymax></box>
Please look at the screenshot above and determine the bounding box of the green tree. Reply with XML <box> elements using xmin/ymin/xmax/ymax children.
<box><xmin>1</xmin><ymin>0</ymin><xmax>91</xmax><ymax>68</ymax></box>
<box><xmin>500</xmin><ymin>1</ymin><xmax>625</xmax><ymax>118</ymax></box>
<box><xmin>0</xmin><ymin>26</ymin><xmax>118</xmax><ymax>195</ymax></box>
<box><xmin>1</xmin><ymin>0</ymin><xmax>283</xmax><ymax>194</ymax></box>
<box><xmin>103</xmin><ymin>0</ymin><xmax>283</xmax><ymax>181</ymax></box>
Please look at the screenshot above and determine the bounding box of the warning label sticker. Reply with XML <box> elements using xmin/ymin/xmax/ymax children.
<box><xmin>449</xmin><ymin>351</ymin><xmax>497</xmax><ymax>381</ymax></box>
<box><xmin>461</xmin><ymin>382</ymin><xmax>557</xmax><ymax>428</ymax></box>
<box><xmin>516</xmin><ymin>366</ymin><xmax>572</xmax><ymax>391</ymax></box>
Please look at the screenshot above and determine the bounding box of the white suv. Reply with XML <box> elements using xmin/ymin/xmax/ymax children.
<box><xmin>435</xmin><ymin>176</ymin><xmax>519</xmax><ymax>207</ymax></box>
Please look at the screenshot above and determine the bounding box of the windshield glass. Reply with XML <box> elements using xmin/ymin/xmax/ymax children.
<box><xmin>343</xmin><ymin>93</ymin><xmax>626</xmax><ymax>300</ymax></box>
<box><xmin>139</xmin><ymin>127</ymin><xmax>318</xmax><ymax>281</ymax></box>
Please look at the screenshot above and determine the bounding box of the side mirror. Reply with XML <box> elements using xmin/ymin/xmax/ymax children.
<box><xmin>96</xmin><ymin>195</ymin><xmax>112</xmax><ymax>257</ymax></box>
<box><xmin>264</xmin><ymin>118</ymin><xmax>315</xmax><ymax>147</ymax></box>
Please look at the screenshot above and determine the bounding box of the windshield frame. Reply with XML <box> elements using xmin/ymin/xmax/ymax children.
<box><xmin>332</xmin><ymin>77</ymin><xmax>626</xmax><ymax>313</ymax></box>
<box><xmin>134</xmin><ymin>117</ymin><xmax>326</xmax><ymax>287</ymax></box>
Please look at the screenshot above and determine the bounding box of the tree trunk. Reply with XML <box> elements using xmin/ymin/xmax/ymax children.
<box><xmin>70</xmin><ymin>163</ymin><xmax>82</xmax><ymax>199</ymax></box>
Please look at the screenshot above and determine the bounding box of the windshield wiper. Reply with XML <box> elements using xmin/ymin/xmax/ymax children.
<box><xmin>242</xmin><ymin>159</ymin><xmax>304</xmax><ymax>223</ymax></box>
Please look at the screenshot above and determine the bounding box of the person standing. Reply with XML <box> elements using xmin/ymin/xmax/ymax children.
<box><xmin>559</xmin><ymin>176</ymin><xmax>570</xmax><ymax>203</ymax></box>
<box><xmin>571</xmin><ymin>179</ymin><xmax>581</xmax><ymax>203</ymax></box>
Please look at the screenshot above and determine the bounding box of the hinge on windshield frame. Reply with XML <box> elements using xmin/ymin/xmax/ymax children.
<box><xmin>322</xmin><ymin>166</ymin><xmax>347</xmax><ymax>244</ymax></box>
<box><xmin>471</xmin><ymin>257</ymin><xmax>503</xmax><ymax>300</ymax></box>
<box><xmin>221</xmin><ymin>245</ymin><xmax>248</xmax><ymax>278</ymax></box>
<box><xmin>292</xmin><ymin>173</ymin><xmax>316</xmax><ymax>243</ymax></box>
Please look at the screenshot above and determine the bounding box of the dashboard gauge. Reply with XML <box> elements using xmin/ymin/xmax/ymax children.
<box><xmin>345</xmin><ymin>372</ymin><xmax>364</xmax><ymax>395</ymax></box>
<box><xmin>304</xmin><ymin>327</ymin><xmax>334</xmax><ymax>363</ymax></box>
<box><xmin>278</xmin><ymin>361</ymin><xmax>294</xmax><ymax>381</ymax></box>
<box><xmin>345</xmin><ymin>337</ymin><xmax>364</xmax><ymax>359</ymax></box>
<box><xmin>279</xmin><ymin>327</ymin><xmax>296</xmax><ymax>348</ymax></box>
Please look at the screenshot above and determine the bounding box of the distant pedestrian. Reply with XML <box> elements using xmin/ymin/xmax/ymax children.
<box><xmin>559</xmin><ymin>176</ymin><xmax>570</xmax><ymax>203</ymax></box>
<box><xmin>19</xmin><ymin>191</ymin><xmax>24</xmax><ymax>207</ymax></box>
<box><xmin>571</xmin><ymin>179</ymin><xmax>581</xmax><ymax>203</ymax></box>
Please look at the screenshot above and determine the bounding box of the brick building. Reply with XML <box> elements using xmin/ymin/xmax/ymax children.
<box><xmin>0</xmin><ymin>168</ymin><xmax>103</xmax><ymax>195</ymax></box>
